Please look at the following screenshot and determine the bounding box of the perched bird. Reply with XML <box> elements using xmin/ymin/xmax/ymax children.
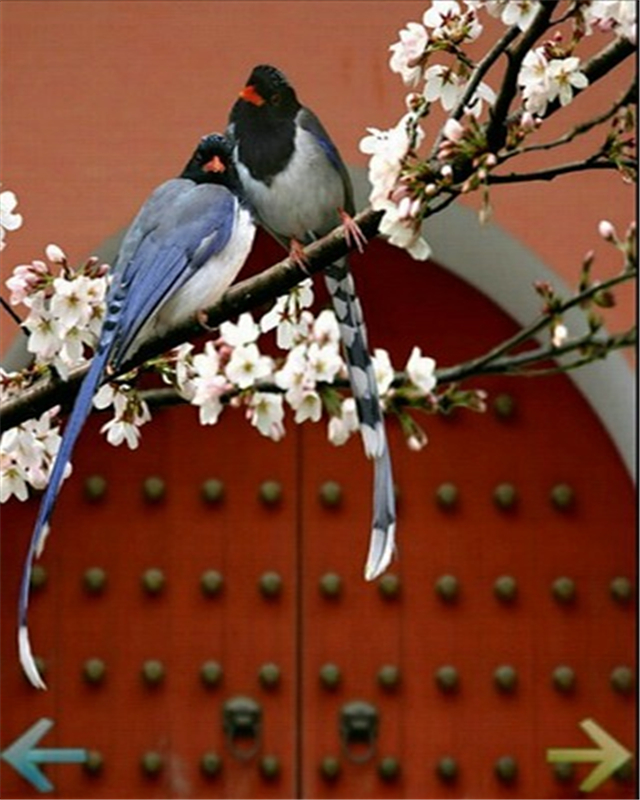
<box><xmin>228</xmin><ymin>64</ymin><xmax>396</xmax><ymax>581</ymax></box>
<box><xmin>18</xmin><ymin>133</ymin><xmax>256</xmax><ymax>688</ymax></box>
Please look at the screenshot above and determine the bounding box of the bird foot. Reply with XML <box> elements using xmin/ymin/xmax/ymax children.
<box><xmin>339</xmin><ymin>209</ymin><xmax>367</xmax><ymax>254</ymax></box>
<box><xmin>196</xmin><ymin>309</ymin><xmax>215</xmax><ymax>330</ymax></box>
<box><xmin>289</xmin><ymin>239</ymin><xmax>311</xmax><ymax>275</ymax></box>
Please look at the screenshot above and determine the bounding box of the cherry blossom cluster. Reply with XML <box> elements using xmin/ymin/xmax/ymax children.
<box><xmin>361</xmin><ymin>0</ymin><xmax>636</xmax><ymax>259</ymax></box>
<box><xmin>6</xmin><ymin>246</ymin><xmax>108</xmax><ymax>379</ymax></box>
<box><xmin>1</xmin><ymin>202</ymin><xmax>444</xmax><ymax>502</ymax></box>
<box><xmin>0</xmin><ymin>402</ymin><xmax>69</xmax><ymax>503</ymax></box>
<box><xmin>169</xmin><ymin>277</ymin><xmax>441</xmax><ymax>451</ymax></box>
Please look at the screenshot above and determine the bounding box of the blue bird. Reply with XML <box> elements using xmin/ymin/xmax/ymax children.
<box><xmin>18</xmin><ymin>133</ymin><xmax>256</xmax><ymax>688</ymax></box>
<box><xmin>228</xmin><ymin>64</ymin><xmax>396</xmax><ymax>582</ymax></box>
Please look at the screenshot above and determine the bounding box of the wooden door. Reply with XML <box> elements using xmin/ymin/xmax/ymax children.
<box><xmin>1</xmin><ymin>239</ymin><xmax>635</xmax><ymax>798</ymax></box>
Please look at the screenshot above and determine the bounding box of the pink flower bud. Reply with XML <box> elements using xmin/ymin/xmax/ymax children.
<box><xmin>405</xmin><ymin>92</ymin><xmax>423</xmax><ymax>111</ymax></box>
<box><xmin>407</xmin><ymin>431</ymin><xmax>428</xmax><ymax>451</ymax></box>
<box><xmin>598</xmin><ymin>220</ymin><xmax>617</xmax><ymax>242</ymax></box>
<box><xmin>443</xmin><ymin>117</ymin><xmax>465</xmax><ymax>143</ymax></box>
<box><xmin>520</xmin><ymin>111</ymin><xmax>536</xmax><ymax>132</ymax></box>
<box><xmin>45</xmin><ymin>243</ymin><xmax>67</xmax><ymax>264</ymax></box>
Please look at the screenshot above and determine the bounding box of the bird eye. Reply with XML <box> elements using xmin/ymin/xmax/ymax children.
<box><xmin>270</xmin><ymin>93</ymin><xmax>281</xmax><ymax>106</ymax></box>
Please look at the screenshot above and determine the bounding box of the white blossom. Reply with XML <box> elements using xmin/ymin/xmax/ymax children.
<box><xmin>518</xmin><ymin>49</ymin><xmax>588</xmax><ymax>115</ymax></box>
<box><xmin>275</xmin><ymin>340</ymin><xmax>342</xmax><ymax>414</ymax></box>
<box><xmin>25</xmin><ymin>300</ymin><xmax>64</xmax><ymax>362</ymax></box>
<box><xmin>389</xmin><ymin>21</ymin><xmax>429</xmax><ymax>85</ymax></box>
<box><xmin>172</xmin><ymin>343</ymin><xmax>196</xmax><ymax>400</ymax></box>
<box><xmin>95</xmin><ymin>384</ymin><xmax>152</xmax><ymax>449</ymax></box>
<box><xmin>312</xmin><ymin>308</ymin><xmax>341</xmax><ymax>346</ymax></box>
<box><xmin>378</xmin><ymin>201</ymin><xmax>432</xmax><ymax>261</ymax></box>
<box><xmin>8</xmin><ymin>252</ymin><xmax>107</xmax><ymax>371</ymax></box>
<box><xmin>443</xmin><ymin>117</ymin><xmax>466</xmax><ymax>143</ymax></box>
<box><xmin>190</xmin><ymin>341</ymin><xmax>229</xmax><ymax>425</ymax></box>
<box><xmin>327</xmin><ymin>397</ymin><xmax>359</xmax><ymax>446</ymax></box>
<box><xmin>306</xmin><ymin>341</ymin><xmax>343</xmax><ymax>385</ymax></box>
<box><xmin>0</xmin><ymin>407</ymin><xmax>68</xmax><ymax>502</ymax></box>
<box><xmin>463</xmin><ymin>79</ymin><xmax>496</xmax><ymax>117</ymax></box>
<box><xmin>260</xmin><ymin>279</ymin><xmax>314</xmax><ymax>349</ymax></box>
<box><xmin>50</xmin><ymin>276</ymin><xmax>98</xmax><ymax>332</ymax></box>
<box><xmin>518</xmin><ymin>48</ymin><xmax>554</xmax><ymax>115</ymax></box>
<box><xmin>423</xmin><ymin>1</ymin><xmax>483</xmax><ymax>43</ymax></box>
<box><xmin>293</xmin><ymin>389</ymin><xmax>322</xmax><ymax>424</ymax></box>
<box><xmin>359</xmin><ymin>113</ymin><xmax>424</xmax><ymax>209</ymax></box>
<box><xmin>424</xmin><ymin>65</ymin><xmax>463</xmax><ymax>111</ymax></box>
<box><xmin>247</xmin><ymin>392</ymin><xmax>285</xmax><ymax>440</ymax></box>
<box><xmin>483</xmin><ymin>0</ymin><xmax>541</xmax><ymax>31</ymax></box>
<box><xmin>275</xmin><ymin>344</ymin><xmax>309</xmax><ymax>408</ymax></box>
<box><xmin>0</xmin><ymin>188</ymin><xmax>23</xmax><ymax>251</ymax></box>
<box><xmin>219</xmin><ymin>312</ymin><xmax>260</xmax><ymax>346</ymax></box>
<box><xmin>584</xmin><ymin>1</ymin><xmax>636</xmax><ymax>43</ymax></box>
<box><xmin>406</xmin><ymin>346</ymin><xmax>437</xmax><ymax>394</ymax></box>
<box><xmin>372</xmin><ymin>348</ymin><xmax>396</xmax><ymax>396</ymax></box>
<box><xmin>547</xmin><ymin>57</ymin><xmax>589</xmax><ymax>107</ymax></box>
<box><xmin>225</xmin><ymin>343</ymin><xmax>273</xmax><ymax>389</ymax></box>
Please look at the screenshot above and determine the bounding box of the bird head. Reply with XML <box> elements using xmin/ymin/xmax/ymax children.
<box><xmin>236</xmin><ymin>64</ymin><xmax>300</xmax><ymax>120</ymax></box>
<box><xmin>181</xmin><ymin>133</ymin><xmax>240</xmax><ymax>188</ymax></box>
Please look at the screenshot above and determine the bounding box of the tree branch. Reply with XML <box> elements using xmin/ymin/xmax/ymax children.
<box><xmin>437</xmin><ymin>327</ymin><xmax>636</xmax><ymax>382</ymax></box>
<box><xmin>485</xmin><ymin>1</ymin><xmax>558</xmax><ymax>153</ymax></box>
<box><xmin>502</xmin><ymin>78</ymin><xmax>637</xmax><ymax>161</ymax></box>
<box><xmin>434</xmin><ymin>267</ymin><xmax>636</xmax><ymax>381</ymax></box>
<box><xmin>428</xmin><ymin>23</ymin><xmax>521</xmax><ymax>158</ymax></box>
<box><xmin>488</xmin><ymin>156</ymin><xmax>634</xmax><ymax>184</ymax></box>
<box><xmin>0</xmin><ymin>208</ymin><xmax>383</xmax><ymax>431</ymax></box>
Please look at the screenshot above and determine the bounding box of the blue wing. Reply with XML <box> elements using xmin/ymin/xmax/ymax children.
<box><xmin>297</xmin><ymin>107</ymin><xmax>356</xmax><ymax>216</ymax></box>
<box><xmin>109</xmin><ymin>179</ymin><xmax>237</xmax><ymax>367</ymax></box>
<box><xmin>18</xmin><ymin>177</ymin><xmax>240</xmax><ymax>687</ymax></box>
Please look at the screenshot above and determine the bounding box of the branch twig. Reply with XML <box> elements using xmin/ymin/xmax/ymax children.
<box><xmin>488</xmin><ymin>156</ymin><xmax>634</xmax><ymax>184</ymax></box>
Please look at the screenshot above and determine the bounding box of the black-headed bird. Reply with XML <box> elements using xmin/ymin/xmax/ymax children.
<box><xmin>19</xmin><ymin>133</ymin><xmax>256</xmax><ymax>688</ymax></box>
<box><xmin>228</xmin><ymin>64</ymin><xmax>396</xmax><ymax>584</ymax></box>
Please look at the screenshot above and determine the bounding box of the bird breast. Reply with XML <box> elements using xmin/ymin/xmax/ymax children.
<box><xmin>159</xmin><ymin>203</ymin><xmax>256</xmax><ymax>330</ymax></box>
<box><xmin>237</xmin><ymin>126</ymin><xmax>345</xmax><ymax>242</ymax></box>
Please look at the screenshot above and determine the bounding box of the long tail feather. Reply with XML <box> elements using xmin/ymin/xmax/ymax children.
<box><xmin>323</xmin><ymin>259</ymin><xmax>397</xmax><ymax>579</ymax></box>
<box><xmin>365</xmin><ymin>446</ymin><xmax>397</xmax><ymax>580</ymax></box>
<box><xmin>18</xmin><ymin>337</ymin><xmax>113</xmax><ymax>688</ymax></box>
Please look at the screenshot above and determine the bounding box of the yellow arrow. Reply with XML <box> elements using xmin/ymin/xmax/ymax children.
<box><xmin>546</xmin><ymin>718</ymin><xmax>632</xmax><ymax>793</ymax></box>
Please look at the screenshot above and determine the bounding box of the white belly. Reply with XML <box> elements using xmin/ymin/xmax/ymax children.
<box><xmin>126</xmin><ymin>204</ymin><xmax>255</xmax><ymax>357</ymax></box>
<box><xmin>237</xmin><ymin>127</ymin><xmax>345</xmax><ymax>242</ymax></box>
<box><xmin>156</xmin><ymin>204</ymin><xmax>255</xmax><ymax>330</ymax></box>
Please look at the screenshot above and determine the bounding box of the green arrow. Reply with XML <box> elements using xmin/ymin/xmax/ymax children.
<box><xmin>1</xmin><ymin>718</ymin><xmax>87</xmax><ymax>793</ymax></box>
<box><xmin>546</xmin><ymin>718</ymin><xmax>632</xmax><ymax>792</ymax></box>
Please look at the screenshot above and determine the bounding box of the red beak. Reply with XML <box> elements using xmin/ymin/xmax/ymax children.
<box><xmin>239</xmin><ymin>84</ymin><xmax>265</xmax><ymax>106</ymax></box>
<box><xmin>203</xmin><ymin>155</ymin><xmax>225</xmax><ymax>173</ymax></box>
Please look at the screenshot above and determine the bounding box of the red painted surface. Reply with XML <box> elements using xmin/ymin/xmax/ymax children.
<box><xmin>1</xmin><ymin>240</ymin><xmax>636</xmax><ymax>798</ymax></box>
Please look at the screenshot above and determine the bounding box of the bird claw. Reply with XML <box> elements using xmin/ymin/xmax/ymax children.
<box><xmin>197</xmin><ymin>309</ymin><xmax>215</xmax><ymax>330</ymax></box>
<box><xmin>289</xmin><ymin>239</ymin><xmax>311</xmax><ymax>275</ymax></box>
<box><xmin>339</xmin><ymin>209</ymin><xmax>367</xmax><ymax>254</ymax></box>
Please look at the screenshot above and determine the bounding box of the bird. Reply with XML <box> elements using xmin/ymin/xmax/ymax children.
<box><xmin>18</xmin><ymin>133</ymin><xmax>256</xmax><ymax>688</ymax></box>
<box><xmin>228</xmin><ymin>64</ymin><xmax>396</xmax><ymax>583</ymax></box>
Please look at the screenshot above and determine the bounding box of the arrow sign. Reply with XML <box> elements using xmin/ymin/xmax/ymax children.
<box><xmin>546</xmin><ymin>718</ymin><xmax>632</xmax><ymax>792</ymax></box>
<box><xmin>1</xmin><ymin>718</ymin><xmax>87</xmax><ymax>792</ymax></box>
